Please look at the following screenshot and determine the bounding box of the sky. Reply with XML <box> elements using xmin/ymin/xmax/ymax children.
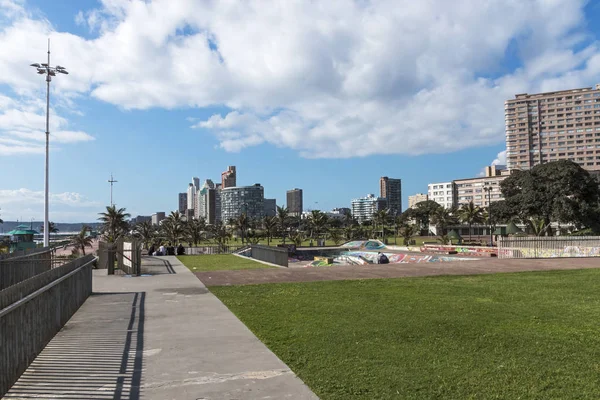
<box><xmin>1</xmin><ymin>0</ymin><xmax>600</xmax><ymax>222</ymax></box>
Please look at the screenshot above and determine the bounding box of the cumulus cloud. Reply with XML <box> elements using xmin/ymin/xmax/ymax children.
<box><xmin>0</xmin><ymin>0</ymin><xmax>599</xmax><ymax>157</ymax></box>
<box><xmin>0</xmin><ymin>188</ymin><xmax>100</xmax><ymax>221</ymax></box>
<box><xmin>492</xmin><ymin>150</ymin><xmax>507</xmax><ymax>167</ymax></box>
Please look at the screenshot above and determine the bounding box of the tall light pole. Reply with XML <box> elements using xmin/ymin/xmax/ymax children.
<box><xmin>108</xmin><ymin>173</ymin><xmax>118</xmax><ymax>207</ymax></box>
<box><xmin>483</xmin><ymin>186</ymin><xmax>493</xmax><ymax>245</ymax></box>
<box><xmin>30</xmin><ymin>39</ymin><xmax>68</xmax><ymax>247</ymax></box>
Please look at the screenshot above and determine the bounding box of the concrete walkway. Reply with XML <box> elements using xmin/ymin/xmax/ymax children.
<box><xmin>4</xmin><ymin>256</ymin><xmax>317</xmax><ymax>400</ymax></box>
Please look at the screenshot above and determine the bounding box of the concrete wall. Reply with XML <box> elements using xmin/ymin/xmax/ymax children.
<box><xmin>251</xmin><ymin>245</ymin><xmax>289</xmax><ymax>267</ymax></box>
<box><xmin>0</xmin><ymin>254</ymin><xmax>95</xmax><ymax>396</ymax></box>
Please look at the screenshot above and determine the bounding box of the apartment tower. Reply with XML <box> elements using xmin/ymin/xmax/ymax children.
<box><xmin>221</xmin><ymin>166</ymin><xmax>237</xmax><ymax>188</ymax></box>
<box><xmin>379</xmin><ymin>177</ymin><xmax>402</xmax><ymax>215</ymax></box>
<box><xmin>505</xmin><ymin>85</ymin><xmax>600</xmax><ymax>171</ymax></box>
<box><xmin>286</xmin><ymin>188</ymin><xmax>303</xmax><ymax>217</ymax></box>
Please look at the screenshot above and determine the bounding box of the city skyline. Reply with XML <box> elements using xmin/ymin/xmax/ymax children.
<box><xmin>2</xmin><ymin>0</ymin><xmax>600</xmax><ymax>222</ymax></box>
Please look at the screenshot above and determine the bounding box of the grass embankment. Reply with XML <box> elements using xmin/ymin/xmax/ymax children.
<box><xmin>212</xmin><ymin>270</ymin><xmax>600</xmax><ymax>399</ymax></box>
<box><xmin>177</xmin><ymin>254</ymin><xmax>274</xmax><ymax>272</ymax></box>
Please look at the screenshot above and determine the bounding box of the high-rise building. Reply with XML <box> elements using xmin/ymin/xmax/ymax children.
<box><xmin>379</xmin><ymin>177</ymin><xmax>402</xmax><ymax>215</ymax></box>
<box><xmin>351</xmin><ymin>194</ymin><xmax>387</xmax><ymax>223</ymax></box>
<box><xmin>197</xmin><ymin>180</ymin><xmax>218</xmax><ymax>224</ymax></box>
<box><xmin>221</xmin><ymin>184</ymin><xmax>265</xmax><ymax>222</ymax></box>
<box><xmin>427</xmin><ymin>182</ymin><xmax>456</xmax><ymax>209</ymax></box>
<box><xmin>221</xmin><ymin>166</ymin><xmax>236</xmax><ymax>188</ymax></box>
<box><xmin>454</xmin><ymin>165</ymin><xmax>512</xmax><ymax>208</ymax></box>
<box><xmin>187</xmin><ymin>183</ymin><xmax>195</xmax><ymax>210</ymax></box>
<box><xmin>193</xmin><ymin>177</ymin><xmax>200</xmax><ymax>190</ymax></box>
<box><xmin>131</xmin><ymin>215</ymin><xmax>151</xmax><ymax>225</ymax></box>
<box><xmin>151</xmin><ymin>212</ymin><xmax>165</xmax><ymax>226</ymax></box>
<box><xmin>178</xmin><ymin>193</ymin><xmax>187</xmax><ymax>213</ymax></box>
<box><xmin>264</xmin><ymin>198</ymin><xmax>277</xmax><ymax>217</ymax></box>
<box><xmin>286</xmin><ymin>188</ymin><xmax>303</xmax><ymax>216</ymax></box>
<box><xmin>408</xmin><ymin>193</ymin><xmax>428</xmax><ymax>209</ymax></box>
<box><xmin>505</xmin><ymin>85</ymin><xmax>600</xmax><ymax>171</ymax></box>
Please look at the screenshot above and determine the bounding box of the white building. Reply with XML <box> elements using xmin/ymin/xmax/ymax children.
<box><xmin>408</xmin><ymin>193</ymin><xmax>428</xmax><ymax>209</ymax></box>
<box><xmin>351</xmin><ymin>194</ymin><xmax>388</xmax><ymax>223</ymax></box>
<box><xmin>187</xmin><ymin>183</ymin><xmax>195</xmax><ymax>211</ymax></box>
<box><xmin>427</xmin><ymin>182</ymin><xmax>456</xmax><ymax>209</ymax></box>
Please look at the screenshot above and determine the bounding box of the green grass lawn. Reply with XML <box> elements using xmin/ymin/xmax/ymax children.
<box><xmin>212</xmin><ymin>270</ymin><xmax>600</xmax><ymax>399</ymax></box>
<box><xmin>185</xmin><ymin>236</ymin><xmax>433</xmax><ymax>248</ymax></box>
<box><xmin>177</xmin><ymin>254</ymin><xmax>275</xmax><ymax>272</ymax></box>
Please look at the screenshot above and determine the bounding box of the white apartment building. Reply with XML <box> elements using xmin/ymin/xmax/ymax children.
<box><xmin>427</xmin><ymin>182</ymin><xmax>456</xmax><ymax>209</ymax></box>
<box><xmin>351</xmin><ymin>194</ymin><xmax>388</xmax><ymax>223</ymax></box>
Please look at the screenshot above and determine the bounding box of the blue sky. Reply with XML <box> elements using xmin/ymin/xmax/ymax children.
<box><xmin>1</xmin><ymin>0</ymin><xmax>600</xmax><ymax>222</ymax></box>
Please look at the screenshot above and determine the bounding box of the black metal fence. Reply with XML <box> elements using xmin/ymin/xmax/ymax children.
<box><xmin>0</xmin><ymin>254</ymin><xmax>95</xmax><ymax>397</ymax></box>
<box><xmin>498</xmin><ymin>236</ymin><xmax>600</xmax><ymax>258</ymax></box>
<box><xmin>0</xmin><ymin>248</ymin><xmax>52</xmax><ymax>290</ymax></box>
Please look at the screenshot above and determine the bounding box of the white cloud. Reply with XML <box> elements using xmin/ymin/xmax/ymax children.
<box><xmin>0</xmin><ymin>0</ymin><xmax>599</xmax><ymax>157</ymax></box>
<box><xmin>492</xmin><ymin>150</ymin><xmax>507</xmax><ymax>167</ymax></box>
<box><xmin>0</xmin><ymin>188</ymin><xmax>100</xmax><ymax>222</ymax></box>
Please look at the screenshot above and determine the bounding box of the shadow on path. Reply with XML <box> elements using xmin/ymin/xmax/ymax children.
<box><xmin>4</xmin><ymin>292</ymin><xmax>145</xmax><ymax>400</ymax></box>
<box><xmin>142</xmin><ymin>256</ymin><xmax>175</xmax><ymax>275</ymax></box>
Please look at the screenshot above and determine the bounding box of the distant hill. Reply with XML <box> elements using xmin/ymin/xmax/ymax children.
<box><xmin>0</xmin><ymin>221</ymin><xmax>103</xmax><ymax>234</ymax></box>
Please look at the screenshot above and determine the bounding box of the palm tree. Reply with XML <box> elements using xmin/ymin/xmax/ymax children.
<box><xmin>133</xmin><ymin>220</ymin><xmax>156</xmax><ymax>249</ymax></box>
<box><xmin>528</xmin><ymin>217</ymin><xmax>550</xmax><ymax>236</ymax></box>
<box><xmin>70</xmin><ymin>226</ymin><xmax>93</xmax><ymax>255</ymax></box>
<box><xmin>262</xmin><ymin>216</ymin><xmax>278</xmax><ymax>246</ymax></box>
<box><xmin>98</xmin><ymin>206</ymin><xmax>131</xmax><ymax>242</ymax></box>
<box><xmin>276</xmin><ymin>206</ymin><xmax>290</xmax><ymax>243</ymax></box>
<box><xmin>458</xmin><ymin>202</ymin><xmax>484</xmax><ymax>241</ymax></box>
<box><xmin>185</xmin><ymin>218</ymin><xmax>206</xmax><ymax>246</ymax></box>
<box><xmin>289</xmin><ymin>231</ymin><xmax>304</xmax><ymax>247</ymax></box>
<box><xmin>399</xmin><ymin>224</ymin><xmax>417</xmax><ymax>246</ymax></box>
<box><xmin>210</xmin><ymin>220</ymin><xmax>231</xmax><ymax>252</ymax></box>
<box><xmin>431</xmin><ymin>207</ymin><xmax>458</xmax><ymax>237</ymax></box>
<box><xmin>373</xmin><ymin>209</ymin><xmax>390</xmax><ymax>240</ymax></box>
<box><xmin>235</xmin><ymin>213</ymin><xmax>249</xmax><ymax>244</ymax></box>
<box><xmin>328</xmin><ymin>229</ymin><xmax>343</xmax><ymax>245</ymax></box>
<box><xmin>161</xmin><ymin>211</ymin><xmax>185</xmax><ymax>245</ymax></box>
<box><xmin>307</xmin><ymin>210</ymin><xmax>329</xmax><ymax>240</ymax></box>
<box><xmin>40</xmin><ymin>221</ymin><xmax>59</xmax><ymax>234</ymax></box>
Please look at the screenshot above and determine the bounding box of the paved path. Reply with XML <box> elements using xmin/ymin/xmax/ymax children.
<box><xmin>195</xmin><ymin>257</ymin><xmax>600</xmax><ymax>286</ymax></box>
<box><xmin>4</xmin><ymin>256</ymin><xmax>317</xmax><ymax>400</ymax></box>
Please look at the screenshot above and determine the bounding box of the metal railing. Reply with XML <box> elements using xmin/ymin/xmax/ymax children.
<box><xmin>0</xmin><ymin>248</ymin><xmax>53</xmax><ymax>290</ymax></box>
<box><xmin>498</xmin><ymin>236</ymin><xmax>600</xmax><ymax>259</ymax></box>
<box><xmin>0</xmin><ymin>254</ymin><xmax>95</xmax><ymax>397</ymax></box>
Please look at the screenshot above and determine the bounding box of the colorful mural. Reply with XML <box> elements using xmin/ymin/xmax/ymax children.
<box><xmin>304</xmin><ymin>251</ymin><xmax>474</xmax><ymax>267</ymax></box>
<box><xmin>499</xmin><ymin>246</ymin><xmax>600</xmax><ymax>258</ymax></box>
<box><xmin>421</xmin><ymin>245</ymin><xmax>496</xmax><ymax>256</ymax></box>
<box><xmin>341</xmin><ymin>240</ymin><xmax>386</xmax><ymax>250</ymax></box>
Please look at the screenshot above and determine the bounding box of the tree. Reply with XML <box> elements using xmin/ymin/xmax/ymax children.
<box><xmin>276</xmin><ymin>206</ymin><xmax>290</xmax><ymax>243</ymax></box>
<box><xmin>431</xmin><ymin>207</ymin><xmax>458</xmax><ymax>236</ymax></box>
<box><xmin>70</xmin><ymin>226</ymin><xmax>93</xmax><ymax>255</ymax></box>
<box><xmin>457</xmin><ymin>202</ymin><xmax>484</xmax><ymax>241</ymax></box>
<box><xmin>398</xmin><ymin>224</ymin><xmax>417</xmax><ymax>246</ymax></box>
<box><xmin>133</xmin><ymin>221</ymin><xmax>156</xmax><ymax>249</ymax></box>
<box><xmin>412</xmin><ymin>201</ymin><xmax>443</xmax><ymax>232</ymax></box>
<box><xmin>307</xmin><ymin>210</ymin><xmax>329</xmax><ymax>239</ymax></box>
<box><xmin>289</xmin><ymin>231</ymin><xmax>304</xmax><ymax>247</ymax></box>
<box><xmin>210</xmin><ymin>221</ymin><xmax>231</xmax><ymax>252</ymax></box>
<box><xmin>185</xmin><ymin>218</ymin><xmax>206</xmax><ymax>246</ymax></box>
<box><xmin>373</xmin><ymin>209</ymin><xmax>390</xmax><ymax>240</ymax></box>
<box><xmin>161</xmin><ymin>211</ymin><xmax>185</xmax><ymax>245</ymax></box>
<box><xmin>235</xmin><ymin>213</ymin><xmax>249</xmax><ymax>244</ymax></box>
<box><xmin>98</xmin><ymin>206</ymin><xmax>131</xmax><ymax>242</ymax></box>
<box><xmin>262</xmin><ymin>216</ymin><xmax>278</xmax><ymax>246</ymax></box>
<box><xmin>501</xmin><ymin>161</ymin><xmax>600</xmax><ymax>234</ymax></box>
<box><xmin>328</xmin><ymin>229</ymin><xmax>343</xmax><ymax>245</ymax></box>
<box><xmin>528</xmin><ymin>217</ymin><xmax>550</xmax><ymax>236</ymax></box>
<box><xmin>40</xmin><ymin>221</ymin><xmax>59</xmax><ymax>234</ymax></box>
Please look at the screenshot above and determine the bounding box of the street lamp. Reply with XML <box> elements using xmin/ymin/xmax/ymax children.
<box><xmin>483</xmin><ymin>186</ymin><xmax>493</xmax><ymax>246</ymax></box>
<box><xmin>30</xmin><ymin>39</ymin><xmax>68</xmax><ymax>248</ymax></box>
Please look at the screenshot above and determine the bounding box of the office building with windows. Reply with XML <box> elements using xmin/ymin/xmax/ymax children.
<box><xmin>264</xmin><ymin>198</ymin><xmax>277</xmax><ymax>217</ymax></box>
<box><xmin>427</xmin><ymin>182</ymin><xmax>456</xmax><ymax>209</ymax></box>
<box><xmin>351</xmin><ymin>194</ymin><xmax>388</xmax><ymax>223</ymax></box>
<box><xmin>287</xmin><ymin>188</ymin><xmax>303</xmax><ymax>216</ymax></box>
<box><xmin>379</xmin><ymin>177</ymin><xmax>402</xmax><ymax>215</ymax></box>
<box><xmin>454</xmin><ymin>165</ymin><xmax>511</xmax><ymax>208</ymax></box>
<box><xmin>221</xmin><ymin>166</ymin><xmax>237</xmax><ymax>188</ymax></box>
<box><xmin>178</xmin><ymin>193</ymin><xmax>187</xmax><ymax>213</ymax></box>
<box><xmin>408</xmin><ymin>193</ymin><xmax>428</xmax><ymax>209</ymax></box>
<box><xmin>505</xmin><ymin>85</ymin><xmax>600</xmax><ymax>171</ymax></box>
<box><xmin>220</xmin><ymin>184</ymin><xmax>265</xmax><ymax>222</ymax></box>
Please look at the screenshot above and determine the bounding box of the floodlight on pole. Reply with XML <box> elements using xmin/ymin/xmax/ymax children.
<box><xmin>30</xmin><ymin>38</ymin><xmax>68</xmax><ymax>248</ymax></box>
